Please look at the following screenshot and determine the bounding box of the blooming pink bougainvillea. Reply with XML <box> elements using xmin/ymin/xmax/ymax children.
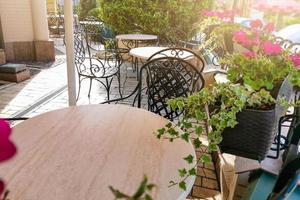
<box><xmin>290</xmin><ymin>54</ymin><xmax>300</xmax><ymax>69</ymax></box>
<box><xmin>261</xmin><ymin>41</ymin><xmax>282</xmax><ymax>56</ymax></box>
<box><xmin>243</xmin><ymin>51</ymin><xmax>256</xmax><ymax>58</ymax></box>
<box><xmin>202</xmin><ymin>9</ymin><xmax>236</xmax><ymax>22</ymax></box>
<box><xmin>264</xmin><ymin>23</ymin><xmax>275</xmax><ymax>33</ymax></box>
<box><xmin>250</xmin><ymin>19</ymin><xmax>263</xmax><ymax>29</ymax></box>
<box><xmin>0</xmin><ymin>119</ymin><xmax>17</xmax><ymax>195</ymax></box>
<box><xmin>233</xmin><ymin>30</ymin><xmax>251</xmax><ymax>46</ymax></box>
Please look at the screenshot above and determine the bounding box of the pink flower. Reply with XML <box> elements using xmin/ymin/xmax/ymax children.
<box><xmin>251</xmin><ymin>19</ymin><xmax>263</xmax><ymax>29</ymax></box>
<box><xmin>290</xmin><ymin>54</ymin><xmax>300</xmax><ymax>68</ymax></box>
<box><xmin>0</xmin><ymin>119</ymin><xmax>17</xmax><ymax>196</ymax></box>
<box><xmin>243</xmin><ymin>51</ymin><xmax>256</xmax><ymax>58</ymax></box>
<box><xmin>261</xmin><ymin>41</ymin><xmax>282</xmax><ymax>55</ymax></box>
<box><xmin>202</xmin><ymin>10</ymin><xmax>216</xmax><ymax>17</ymax></box>
<box><xmin>0</xmin><ymin>181</ymin><xmax>4</xmax><ymax>196</ymax></box>
<box><xmin>264</xmin><ymin>23</ymin><xmax>275</xmax><ymax>32</ymax></box>
<box><xmin>233</xmin><ymin>30</ymin><xmax>251</xmax><ymax>46</ymax></box>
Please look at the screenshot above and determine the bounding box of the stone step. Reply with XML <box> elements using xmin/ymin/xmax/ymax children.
<box><xmin>0</xmin><ymin>63</ymin><xmax>30</xmax><ymax>82</ymax></box>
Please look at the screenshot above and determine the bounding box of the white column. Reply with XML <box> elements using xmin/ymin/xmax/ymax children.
<box><xmin>31</xmin><ymin>0</ymin><xmax>49</xmax><ymax>41</ymax></box>
<box><xmin>64</xmin><ymin>0</ymin><xmax>77</xmax><ymax>106</ymax></box>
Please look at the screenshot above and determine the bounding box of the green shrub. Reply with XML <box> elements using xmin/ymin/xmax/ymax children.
<box><xmin>95</xmin><ymin>0</ymin><xmax>209</xmax><ymax>40</ymax></box>
<box><xmin>79</xmin><ymin>0</ymin><xmax>97</xmax><ymax>20</ymax></box>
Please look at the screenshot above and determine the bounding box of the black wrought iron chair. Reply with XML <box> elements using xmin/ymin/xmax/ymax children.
<box><xmin>48</xmin><ymin>12</ymin><xmax>64</xmax><ymax>37</ymax></box>
<box><xmin>80</xmin><ymin>16</ymin><xmax>129</xmax><ymax>65</ymax></box>
<box><xmin>102</xmin><ymin>56</ymin><xmax>205</xmax><ymax>121</ymax></box>
<box><xmin>74</xmin><ymin>31</ymin><xmax>121</xmax><ymax>100</ymax></box>
<box><xmin>147</xmin><ymin>47</ymin><xmax>205</xmax><ymax>73</ymax></box>
<box><xmin>158</xmin><ymin>27</ymin><xmax>189</xmax><ymax>47</ymax></box>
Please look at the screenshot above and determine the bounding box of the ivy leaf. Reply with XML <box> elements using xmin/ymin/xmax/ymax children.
<box><xmin>180</xmin><ymin>132</ymin><xmax>189</xmax><ymax>142</ymax></box>
<box><xmin>157</xmin><ymin>128</ymin><xmax>165</xmax><ymax>139</ymax></box>
<box><xmin>167</xmin><ymin>127</ymin><xmax>179</xmax><ymax>136</ymax></box>
<box><xmin>176</xmin><ymin>101</ymin><xmax>184</xmax><ymax>110</ymax></box>
<box><xmin>165</xmin><ymin>122</ymin><xmax>172</xmax><ymax>128</ymax></box>
<box><xmin>178</xmin><ymin>168</ymin><xmax>187</xmax><ymax>177</ymax></box>
<box><xmin>109</xmin><ymin>186</ymin><xmax>130</xmax><ymax>198</ymax></box>
<box><xmin>193</xmin><ymin>138</ymin><xmax>202</xmax><ymax>149</ymax></box>
<box><xmin>208</xmin><ymin>144</ymin><xmax>218</xmax><ymax>152</ymax></box>
<box><xmin>132</xmin><ymin>176</ymin><xmax>148</xmax><ymax>199</ymax></box>
<box><xmin>145</xmin><ymin>194</ymin><xmax>153</xmax><ymax>200</ymax></box>
<box><xmin>182</xmin><ymin>121</ymin><xmax>193</xmax><ymax>129</ymax></box>
<box><xmin>188</xmin><ymin>168</ymin><xmax>197</xmax><ymax>176</ymax></box>
<box><xmin>195</xmin><ymin>126</ymin><xmax>203</xmax><ymax>136</ymax></box>
<box><xmin>179</xmin><ymin>181</ymin><xmax>187</xmax><ymax>191</ymax></box>
<box><xmin>184</xmin><ymin>154</ymin><xmax>194</xmax><ymax>164</ymax></box>
<box><xmin>200</xmin><ymin>154</ymin><xmax>211</xmax><ymax>163</ymax></box>
<box><xmin>195</xmin><ymin>109</ymin><xmax>205</xmax><ymax>121</ymax></box>
<box><xmin>146</xmin><ymin>184</ymin><xmax>156</xmax><ymax>191</ymax></box>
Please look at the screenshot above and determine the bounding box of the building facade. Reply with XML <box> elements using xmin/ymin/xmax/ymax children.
<box><xmin>0</xmin><ymin>0</ymin><xmax>55</xmax><ymax>62</ymax></box>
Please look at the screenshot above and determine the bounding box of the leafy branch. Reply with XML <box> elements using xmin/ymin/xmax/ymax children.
<box><xmin>109</xmin><ymin>176</ymin><xmax>155</xmax><ymax>200</ymax></box>
<box><xmin>155</xmin><ymin>83</ymin><xmax>277</xmax><ymax>190</ymax></box>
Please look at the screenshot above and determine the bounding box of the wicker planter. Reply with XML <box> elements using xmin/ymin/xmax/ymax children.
<box><xmin>219</xmin><ymin>108</ymin><xmax>276</xmax><ymax>161</ymax></box>
<box><xmin>219</xmin><ymin>78</ymin><xmax>294</xmax><ymax>161</ymax></box>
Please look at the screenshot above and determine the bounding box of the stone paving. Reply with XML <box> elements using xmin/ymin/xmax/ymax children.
<box><xmin>0</xmin><ymin>39</ymin><xmax>221</xmax><ymax>199</ymax></box>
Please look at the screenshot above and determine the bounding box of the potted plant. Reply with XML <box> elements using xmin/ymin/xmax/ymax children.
<box><xmin>158</xmin><ymin>19</ymin><xmax>300</xmax><ymax>163</ymax></box>
<box><xmin>199</xmin><ymin>9</ymin><xmax>242</xmax><ymax>54</ymax></box>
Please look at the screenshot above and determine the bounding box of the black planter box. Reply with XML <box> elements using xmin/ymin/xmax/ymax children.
<box><xmin>219</xmin><ymin>108</ymin><xmax>276</xmax><ymax>161</ymax></box>
<box><xmin>219</xmin><ymin>78</ymin><xmax>294</xmax><ymax>161</ymax></box>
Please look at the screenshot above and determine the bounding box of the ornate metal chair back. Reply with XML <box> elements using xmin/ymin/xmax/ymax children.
<box><xmin>138</xmin><ymin>56</ymin><xmax>205</xmax><ymax>120</ymax></box>
<box><xmin>147</xmin><ymin>47</ymin><xmax>205</xmax><ymax>73</ymax></box>
<box><xmin>74</xmin><ymin>32</ymin><xmax>90</xmax><ymax>74</ymax></box>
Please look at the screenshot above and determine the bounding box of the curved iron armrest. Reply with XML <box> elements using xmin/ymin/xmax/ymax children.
<box><xmin>203</xmin><ymin>67</ymin><xmax>227</xmax><ymax>75</ymax></box>
<box><xmin>77</xmin><ymin>53</ymin><xmax>120</xmax><ymax>77</ymax></box>
<box><xmin>100</xmin><ymin>81</ymin><xmax>142</xmax><ymax>107</ymax></box>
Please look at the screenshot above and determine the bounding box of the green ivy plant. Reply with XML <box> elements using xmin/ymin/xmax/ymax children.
<box><xmin>109</xmin><ymin>176</ymin><xmax>155</xmax><ymax>200</ymax></box>
<box><xmin>155</xmin><ymin>83</ymin><xmax>276</xmax><ymax>190</ymax></box>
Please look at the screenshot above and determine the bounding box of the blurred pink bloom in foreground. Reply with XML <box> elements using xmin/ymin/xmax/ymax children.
<box><xmin>0</xmin><ymin>119</ymin><xmax>17</xmax><ymax>196</ymax></box>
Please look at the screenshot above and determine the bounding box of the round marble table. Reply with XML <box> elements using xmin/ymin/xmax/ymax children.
<box><xmin>130</xmin><ymin>46</ymin><xmax>194</xmax><ymax>61</ymax></box>
<box><xmin>0</xmin><ymin>104</ymin><xmax>196</xmax><ymax>200</ymax></box>
<box><xmin>79</xmin><ymin>20</ymin><xmax>103</xmax><ymax>26</ymax></box>
<box><xmin>116</xmin><ymin>34</ymin><xmax>158</xmax><ymax>42</ymax></box>
<box><xmin>116</xmin><ymin>34</ymin><xmax>158</xmax><ymax>48</ymax></box>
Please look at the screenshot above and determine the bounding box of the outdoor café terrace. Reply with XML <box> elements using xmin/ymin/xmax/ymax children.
<box><xmin>0</xmin><ymin>0</ymin><xmax>300</xmax><ymax>199</ymax></box>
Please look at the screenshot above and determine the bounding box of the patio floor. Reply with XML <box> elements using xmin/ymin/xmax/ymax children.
<box><xmin>0</xmin><ymin>38</ymin><xmax>221</xmax><ymax>199</ymax></box>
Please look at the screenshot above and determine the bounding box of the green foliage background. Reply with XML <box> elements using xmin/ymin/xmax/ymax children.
<box><xmin>91</xmin><ymin>0</ymin><xmax>209</xmax><ymax>38</ymax></box>
<box><xmin>79</xmin><ymin>0</ymin><xmax>97</xmax><ymax>19</ymax></box>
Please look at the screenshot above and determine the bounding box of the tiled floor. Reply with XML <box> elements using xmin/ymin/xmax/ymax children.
<box><xmin>0</xmin><ymin>39</ymin><xmax>221</xmax><ymax>199</ymax></box>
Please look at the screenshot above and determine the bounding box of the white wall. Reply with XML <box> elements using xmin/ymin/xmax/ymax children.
<box><xmin>0</xmin><ymin>0</ymin><xmax>34</xmax><ymax>43</ymax></box>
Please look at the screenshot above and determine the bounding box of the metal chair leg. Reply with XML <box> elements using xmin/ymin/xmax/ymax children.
<box><xmin>76</xmin><ymin>76</ymin><xmax>83</xmax><ymax>101</ymax></box>
<box><xmin>105</xmin><ymin>78</ymin><xmax>114</xmax><ymax>101</ymax></box>
<box><xmin>117</xmin><ymin>71</ymin><xmax>123</xmax><ymax>98</ymax></box>
<box><xmin>88</xmin><ymin>78</ymin><xmax>93</xmax><ymax>98</ymax></box>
